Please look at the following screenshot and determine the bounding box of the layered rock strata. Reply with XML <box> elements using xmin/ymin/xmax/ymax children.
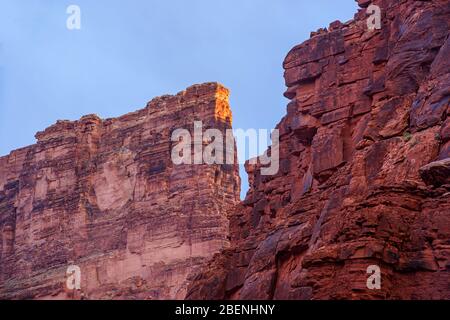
<box><xmin>187</xmin><ymin>0</ymin><xmax>450</xmax><ymax>300</ymax></box>
<box><xmin>0</xmin><ymin>83</ymin><xmax>240</xmax><ymax>299</ymax></box>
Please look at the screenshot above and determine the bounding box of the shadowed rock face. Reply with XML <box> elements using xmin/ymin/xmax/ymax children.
<box><xmin>0</xmin><ymin>83</ymin><xmax>240</xmax><ymax>299</ymax></box>
<box><xmin>1</xmin><ymin>0</ymin><xmax>448</xmax><ymax>301</ymax></box>
<box><xmin>187</xmin><ymin>0</ymin><xmax>450</xmax><ymax>300</ymax></box>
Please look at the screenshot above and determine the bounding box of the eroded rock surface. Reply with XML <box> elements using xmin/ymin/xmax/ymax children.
<box><xmin>188</xmin><ymin>0</ymin><xmax>450</xmax><ymax>300</ymax></box>
<box><xmin>0</xmin><ymin>83</ymin><xmax>240</xmax><ymax>299</ymax></box>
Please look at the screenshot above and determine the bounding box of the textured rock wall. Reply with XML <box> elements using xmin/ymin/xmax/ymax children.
<box><xmin>187</xmin><ymin>0</ymin><xmax>450</xmax><ymax>300</ymax></box>
<box><xmin>0</xmin><ymin>83</ymin><xmax>240</xmax><ymax>299</ymax></box>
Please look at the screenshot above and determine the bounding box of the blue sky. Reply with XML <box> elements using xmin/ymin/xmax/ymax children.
<box><xmin>0</xmin><ymin>0</ymin><xmax>358</xmax><ymax>197</ymax></box>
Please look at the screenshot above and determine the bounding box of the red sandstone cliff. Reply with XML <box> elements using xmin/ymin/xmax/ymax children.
<box><xmin>187</xmin><ymin>0</ymin><xmax>450</xmax><ymax>299</ymax></box>
<box><xmin>1</xmin><ymin>0</ymin><xmax>449</xmax><ymax>301</ymax></box>
<box><xmin>0</xmin><ymin>83</ymin><xmax>240</xmax><ymax>299</ymax></box>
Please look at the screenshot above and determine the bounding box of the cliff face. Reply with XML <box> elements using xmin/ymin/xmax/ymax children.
<box><xmin>1</xmin><ymin>0</ymin><xmax>449</xmax><ymax>301</ymax></box>
<box><xmin>0</xmin><ymin>83</ymin><xmax>240</xmax><ymax>299</ymax></box>
<box><xmin>187</xmin><ymin>0</ymin><xmax>450</xmax><ymax>300</ymax></box>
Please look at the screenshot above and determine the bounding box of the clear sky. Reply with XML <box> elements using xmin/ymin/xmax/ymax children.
<box><xmin>0</xmin><ymin>0</ymin><xmax>358</xmax><ymax>198</ymax></box>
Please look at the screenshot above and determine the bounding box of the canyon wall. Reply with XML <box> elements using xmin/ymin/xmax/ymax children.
<box><xmin>1</xmin><ymin>0</ymin><xmax>449</xmax><ymax>301</ymax></box>
<box><xmin>0</xmin><ymin>83</ymin><xmax>240</xmax><ymax>299</ymax></box>
<box><xmin>187</xmin><ymin>0</ymin><xmax>450</xmax><ymax>299</ymax></box>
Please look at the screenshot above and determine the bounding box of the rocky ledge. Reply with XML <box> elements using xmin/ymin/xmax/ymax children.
<box><xmin>187</xmin><ymin>0</ymin><xmax>450</xmax><ymax>300</ymax></box>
